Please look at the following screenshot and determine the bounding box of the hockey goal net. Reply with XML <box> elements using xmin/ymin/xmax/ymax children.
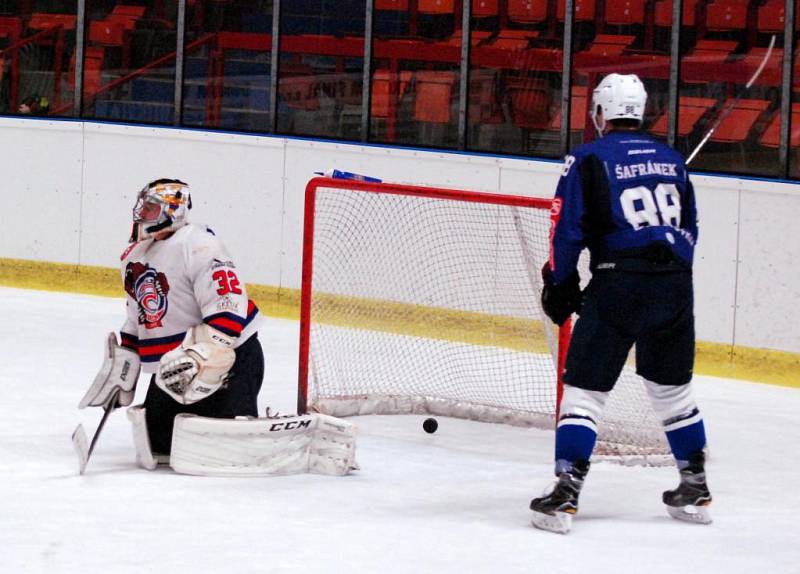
<box><xmin>298</xmin><ymin>177</ymin><xmax>670</xmax><ymax>463</ymax></box>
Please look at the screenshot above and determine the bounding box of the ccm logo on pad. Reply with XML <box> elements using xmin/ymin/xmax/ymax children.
<box><xmin>270</xmin><ymin>420</ymin><xmax>313</xmax><ymax>431</ymax></box>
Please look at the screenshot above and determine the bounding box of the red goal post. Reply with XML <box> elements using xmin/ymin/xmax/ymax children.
<box><xmin>297</xmin><ymin>176</ymin><xmax>670</xmax><ymax>463</ymax></box>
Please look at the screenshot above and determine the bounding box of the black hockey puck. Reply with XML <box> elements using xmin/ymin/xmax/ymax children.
<box><xmin>423</xmin><ymin>418</ymin><xmax>438</xmax><ymax>434</ymax></box>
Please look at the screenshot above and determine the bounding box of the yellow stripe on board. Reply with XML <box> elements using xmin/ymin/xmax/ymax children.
<box><xmin>310</xmin><ymin>291</ymin><xmax>550</xmax><ymax>354</ymax></box>
<box><xmin>1</xmin><ymin>257</ymin><xmax>797</xmax><ymax>388</ymax></box>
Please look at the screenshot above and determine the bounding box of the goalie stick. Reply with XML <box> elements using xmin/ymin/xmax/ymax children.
<box><xmin>686</xmin><ymin>34</ymin><xmax>776</xmax><ymax>165</ymax></box>
<box><xmin>72</xmin><ymin>389</ymin><xmax>120</xmax><ymax>475</ymax></box>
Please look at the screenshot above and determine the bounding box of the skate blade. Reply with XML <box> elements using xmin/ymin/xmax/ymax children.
<box><xmin>531</xmin><ymin>510</ymin><xmax>572</xmax><ymax>534</ymax></box>
<box><xmin>666</xmin><ymin>504</ymin><xmax>712</xmax><ymax>525</ymax></box>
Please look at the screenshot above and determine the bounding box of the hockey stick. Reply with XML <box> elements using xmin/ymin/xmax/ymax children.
<box><xmin>686</xmin><ymin>34</ymin><xmax>777</xmax><ymax>165</ymax></box>
<box><xmin>72</xmin><ymin>388</ymin><xmax>120</xmax><ymax>475</ymax></box>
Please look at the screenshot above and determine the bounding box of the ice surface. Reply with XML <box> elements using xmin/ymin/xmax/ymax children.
<box><xmin>1</xmin><ymin>287</ymin><xmax>798</xmax><ymax>574</ymax></box>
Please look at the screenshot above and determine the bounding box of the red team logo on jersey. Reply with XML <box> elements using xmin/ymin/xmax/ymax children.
<box><xmin>124</xmin><ymin>262</ymin><xmax>170</xmax><ymax>329</ymax></box>
<box><xmin>548</xmin><ymin>197</ymin><xmax>563</xmax><ymax>269</ymax></box>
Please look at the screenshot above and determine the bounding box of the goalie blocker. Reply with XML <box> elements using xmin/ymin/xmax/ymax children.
<box><xmin>127</xmin><ymin>405</ymin><xmax>358</xmax><ymax>476</ymax></box>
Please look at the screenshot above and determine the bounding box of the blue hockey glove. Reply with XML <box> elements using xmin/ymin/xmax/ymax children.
<box><xmin>541</xmin><ymin>264</ymin><xmax>582</xmax><ymax>326</ymax></box>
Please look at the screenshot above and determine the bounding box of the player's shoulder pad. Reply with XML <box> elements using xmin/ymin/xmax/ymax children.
<box><xmin>184</xmin><ymin>223</ymin><xmax>228</xmax><ymax>259</ymax></box>
<box><xmin>558</xmin><ymin>141</ymin><xmax>596</xmax><ymax>178</ymax></box>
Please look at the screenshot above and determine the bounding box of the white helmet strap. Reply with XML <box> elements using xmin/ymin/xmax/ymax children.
<box><xmin>591</xmin><ymin>104</ymin><xmax>606</xmax><ymax>138</ymax></box>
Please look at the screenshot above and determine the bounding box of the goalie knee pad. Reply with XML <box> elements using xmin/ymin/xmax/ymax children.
<box><xmin>169</xmin><ymin>413</ymin><xmax>359</xmax><ymax>477</ymax></box>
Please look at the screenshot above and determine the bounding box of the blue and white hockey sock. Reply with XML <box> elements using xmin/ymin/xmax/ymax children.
<box><xmin>555</xmin><ymin>421</ymin><xmax>597</xmax><ymax>474</ymax></box>
<box><xmin>554</xmin><ymin>385</ymin><xmax>606</xmax><ymax>475</ymax></box>
<box><xmin>643</xmin><ymin>380</ymin><xmax>707</xmax><ymax>468</ymax></box>
<box><xmin>663</xmin><ymin>409</ymin><xmax>707</xmax><ymax>468</ymax></box>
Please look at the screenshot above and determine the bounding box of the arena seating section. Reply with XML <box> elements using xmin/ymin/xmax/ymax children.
<box><xmin>1</xmin><ymin>1</ymin><xmax>798</xmax><ymax>158</ymax></box>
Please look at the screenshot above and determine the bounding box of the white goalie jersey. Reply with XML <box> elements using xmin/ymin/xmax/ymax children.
<box><xmin>119</xmin><ymin>223</ymin><xmax>261</xmax><ymax>373</ymax></box>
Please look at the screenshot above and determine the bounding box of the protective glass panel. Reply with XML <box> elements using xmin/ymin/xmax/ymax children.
<box><xmin>570</xmin><ymin>0</ymin><xmax>665</xmax><ymax>149</ymax></box>
<box><xmin>83</xmin><ymin>1</ymin><xmax>178</xmax><ymax>124</ymax></box>
<box><xmin>790</xmin><ymin>5</ymin><xmax>800</xmax><ymax>178</ymax></box>
<box><xmin>277</xmin><ymin>0</ymin><xmax>365</xmax><ymax>140</ymax></box>
<box><xmin>0</xmin><ymin>1</ymin><xmax>78</xmax><ymax>117</ymax></box>
<box><xmin>467</xmin><ymin>0</ymin><xmax>563</xmax><ymax>157</ymax></box>
<box><xmin>370</xmin><ymin>0</ymin><xmax>462</xmax><ymax>148</ymax></box>
<box><xmin>676</xmin><ymin>0</ymin><xmax>783</xmax><ymax>177</ymax></box>
<box><xmin>182</xmin><ymin>0</ymin><xmax>272</xmax><ymax>132</ymax></box>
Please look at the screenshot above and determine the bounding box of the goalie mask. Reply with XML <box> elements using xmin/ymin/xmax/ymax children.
<box><xmin>590</xmin><ymin>73</ymin><xmax>647</xmax><ymax>136</ymax></box>
<box><xmin>130</xmin><ymin>178</ymin><xmax>191</xmax><ymax>242</ymax></box>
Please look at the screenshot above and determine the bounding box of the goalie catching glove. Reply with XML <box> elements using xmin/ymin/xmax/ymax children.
<box><xmin>156</xmin><ymin>324</ymin><xmax>236</xmax><ymax>405</ymax></box>
<box><xmin>79</xmin><ymin>333</ymin><xmax>141</xmax><ymax>409</ymax></box>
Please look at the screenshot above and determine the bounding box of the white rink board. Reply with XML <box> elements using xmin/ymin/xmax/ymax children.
<box><xmin>0</xmin><ymin>117</ymin><xmax>798</xmax><ymax>353</ymax></box>
<box><xmin>0</xmin><ymin>119</ymin><xmax>84</xmax><ymax>263</ymax></box>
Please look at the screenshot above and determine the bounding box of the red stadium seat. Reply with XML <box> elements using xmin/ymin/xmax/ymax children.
<box><xmin>738</xmin><ymin>46</ymin><xmax>783</xmax><ymax>86</ymax></box>
<box><xmin>446</xmin><ymin>29</ymin><xmax>492</xmax><ymax>46</ymax></box>
<box><xmin>649</xmin><ymin>97</ymin><xmax>717</xmax><ymax>138</ymax></box>
<box><xmin>376</xmin><ymin>0</ymin><xmax>409</xmax><ymax>9</ymax></box>
<box><xmin>472</xmin><ymin>0</ymin><xmax>498</xmax><ymax>18</ymax></box>
<box><xmin>549</xmin><ymin>85</ymin><xmax>589</xmax><ymax>131</ymax></box>
<box><xmin>371</xmin><ymin>69</ymin><xmax>412</xmax><ymax>118</ymax></box>
<box><xmin>418</xmin><ymin>0</ymin><xmax>455</xmax><ymax>15</ymax></box>
<box><xmin>556</xmin><ymin>0</ymin><xmax>597</xmax><ymax>22</ymax></box>
<box><xmin>507</xmin><ymin>77</ymin><xmax>551</xmax><ymax>130</ymax></box>
<box><xmin>756</xmin><ymin>0</ymin><xmax>783</xmax><ymax>33</ymax></box>
<box><xmin>759</xmin><ymin>103</ymin><xmax>800</xmax><ymax>148</ymax></box>
<box><xmin>0</xmin><ymin>16</ymin><xmax>22</xmax><ymax>44</ymax></box>
<box><xmin>27</xmin><ymin>13</ymin><xmax>77</xmax><ymax>32</ymax></box>
<box><xmin>654</xmin><ymin>0</ymin><xmax>699</xmax><ymax>27</ymax></box>
<box><xmin>757</xmin><ymin>0</ymin><xmax>800</xmax><ymax>34</ymax></box>
<box><xmin>70</xmin><ymin>46</ymin><xmax>104</xmax><ymax>97</ymax></box>
<box><xmin>604</xmin><ymin>0</ymin><xmax>646</xmax><ymax>26</ymax></box>
<box><xmin>686</xmin><ymin>38</ymin><xmax>738</xmax><ymax>62</ymax></box>
<box><xmin>89</xmin><ymin>19</ymin><xmax>128</xmax><ymax>47</ymax></box>
<box><xmin>491</xmin><ymin>28</ymin><xmax>540</xmax><ymax>50</ymax></box>
<box><xmin>508</xmin><ymin>0</ymin><xmax>548</xmax><ymax>24</ymax></box>
<box><xmin>469</xmin><ymin>69</ymin><xmax>504</xmax><ymax>124</ymax></box>
<box><xmin>413</xmin><ymin>71</ymin><xmax>456</xmax><ymax>124</ymax></box>
<box><xmin>709</xmin><ymin>99</ymin><xmax>771</xmax><ymax>143</ymax></box>
<box><xmin>584</xmin><ymin>33</ymin><xmax>636</xmax><ymax>56</ymax></box>
<box><xmin>705</xmin><ymin>0</ymin><xmax>747</xmax><ymax>32</ymax></box>
<box><xmin>111</xmin><ymin>5</ymin><xmax>147</xmax><ymax>19</ymax></box>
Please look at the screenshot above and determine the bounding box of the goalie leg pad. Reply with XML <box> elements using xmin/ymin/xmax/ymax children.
<box><xmin>126</xmin><ymin>405</ymin><xmax>162</xmax><ymax>470</ymax></box>
<box><xmin>169</xmin><ymin>413</ymin><xmax>358</xmax><ymax>477</ymax></box>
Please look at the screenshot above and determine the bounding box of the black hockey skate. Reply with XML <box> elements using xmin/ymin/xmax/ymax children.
<box><xmin>530</xmin><ymin>460</ymin><xmax>590</xmax><ymax>534</ymax></box>
<box><xmin>663</xmin><ymin>451</ymin><xmax>712</xmax><ymax>525</ymax></box>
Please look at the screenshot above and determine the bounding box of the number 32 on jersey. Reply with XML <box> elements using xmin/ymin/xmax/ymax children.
<box><xmin>620</xmin><ymin>183</ymin><xmax>681</xmax><ymax>230</ymax></box>
<box><xmin>213</xmin><ymin>269</ymin><xmax>242</xmax><ymax>296</ymax></box>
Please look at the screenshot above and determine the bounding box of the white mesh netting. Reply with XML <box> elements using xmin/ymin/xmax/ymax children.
<box><xmin>301</xmin><ymin>180</ymin><xmax>670</xmax><ymax>464</ymax></box>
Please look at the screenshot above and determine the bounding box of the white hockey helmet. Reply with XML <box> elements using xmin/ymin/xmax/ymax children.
<box><xmin>131</xmin><ymin>178</ymin><xmax>191</xmax><ymax>242</ymax></box>
<box><xmin>590</xmin><ymin>73</ymin><xmax>647</xmax><ymax>135</ymax></box>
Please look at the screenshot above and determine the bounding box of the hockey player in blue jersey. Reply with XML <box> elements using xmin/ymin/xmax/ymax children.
<box><xmin>530</xmin><ymin>73</ymin><xmax>712</xmax><ymax>533</ymax></box>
